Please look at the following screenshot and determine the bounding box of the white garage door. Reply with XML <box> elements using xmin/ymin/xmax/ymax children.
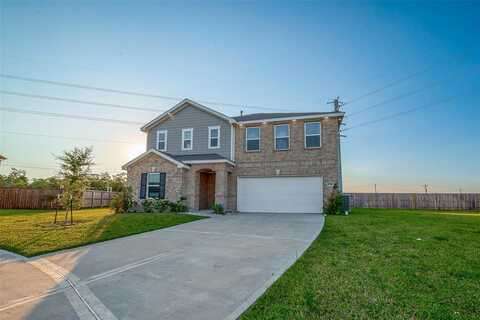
<box><xmin>237</xmin><ymin>176</ymin><xmax>323</xmax><ymax>213</ymax></box>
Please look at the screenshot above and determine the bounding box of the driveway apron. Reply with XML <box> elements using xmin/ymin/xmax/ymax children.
<box><xmin>0</xmin><ymin>212</ymin><xmax>324</xmax><ymax>320</ymax></box>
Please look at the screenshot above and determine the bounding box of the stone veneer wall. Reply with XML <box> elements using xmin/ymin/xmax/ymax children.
<box><xmin>126</xmin><ymin>153</ymin><xmax>186</xmax><ymax>204</ymax></box>
<box><xmin>231</xmin><ymin>118</ymin><xmax>341</xmax><ymax>210</ymax></box>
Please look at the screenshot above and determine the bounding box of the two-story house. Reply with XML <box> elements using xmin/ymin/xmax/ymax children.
<box><xmin>122</xmin><ymin>98</ymin><xmax>344</xmax><ymax>213</ymax></box>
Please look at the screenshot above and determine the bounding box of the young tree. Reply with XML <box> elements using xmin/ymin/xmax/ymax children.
<box><xmin>56</xmin><ymin>147</ymin><xmax>94</xmax><ymax>224</ymax></box>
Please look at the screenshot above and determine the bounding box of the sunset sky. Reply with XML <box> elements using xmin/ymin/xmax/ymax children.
<box><xmin>1</xmin><ymin>0</ymin><xmax>479</xmax><ymax>192</ymax></box>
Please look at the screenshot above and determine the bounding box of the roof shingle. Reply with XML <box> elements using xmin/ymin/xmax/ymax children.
<box><xmin>232</xmin><ymin>111</ymin><xmax>342</xmax><ymax>122</ymax></box>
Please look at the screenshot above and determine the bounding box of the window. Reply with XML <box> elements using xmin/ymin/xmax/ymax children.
<box><xmin>182</xmin><ymin>128</ymin><xmax>193</xmax><ymax>150</ymax></box>
<box><xmin>246</xmin><ymin>127</ymin><xmax>260</xmax><ymax>151</ymax></box>
<box><xmin>156</xmin><ymin>130</ymin><xmax>167</xmax><ymax>151</ymax></box>
<box><xmin>147</xmin><ymin>173</ymin><xmax>165</xmax><ymax>199</ymax></box>
<box><xmin>208</xmin><ymin>126</ymin><xmax>220</xmax><ymax>149</ymax></box>
<box><xmin>274</xmin><ymin>124</ymin><xmax>289</xmax><ymax>150</ymax></box>
<box><xmin>305</xmin><ymin>122</ymin><xmax>321</xmax><ymax>148</ymax></box>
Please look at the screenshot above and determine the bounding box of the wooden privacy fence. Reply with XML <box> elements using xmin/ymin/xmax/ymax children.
<box><xmin>345</xmin><ymin>193</ymin><xmax>480</xmax><ymax>211</ymax></box>
<box><xmin>0</xmin><ymin>188</ymin><xmax>117</xmax><ymax>209</ymax></box>
<box><xmin>81</xmin><ymin>190</ymin><xmax>117</xmax><ymax>208</ymax></box>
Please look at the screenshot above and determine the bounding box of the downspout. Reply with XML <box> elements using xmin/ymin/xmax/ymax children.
<box><xmin>230</xmin><ymin>123</ymin><xmax>235</xmax><ymax>162</ymax></box>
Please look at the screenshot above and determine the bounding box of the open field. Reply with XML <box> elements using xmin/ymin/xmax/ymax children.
<box><xmin>0</xmin><ymin>208</ymin><xmax>205</xmax><ymax>257</ymax></box>
<box><xmin>241</xmin><ymin>209</ymin><xmax>480</xmax><ymax>320</ymax></box>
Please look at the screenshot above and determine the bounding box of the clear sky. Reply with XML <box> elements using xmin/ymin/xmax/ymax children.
<box><xmin>0</xmin><ymin>0</ymin><xmax>478</xmax><ymax>192</ymax></box>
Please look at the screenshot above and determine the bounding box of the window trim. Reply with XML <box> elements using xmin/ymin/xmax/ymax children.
<box><xmin>274</xmin><ymin>124</ymin><xmax>290</xmax><ymax>151</ymax></box>
<box><xmin>146</xmin><ymin>172</ymin><xmax>161</xmax><ymax>199</ymax></box>
<box><xmin>304</xmin><ymin>121</ymin><xmax>322</xmax><ymax>149</ymax></box>
<box><xmin>245</xmin><ymin>126</ymin><xmax>261</xmax><ymax>152</ymax></box>
<box><xmin>181</xmin><ymin>128</ymin><xmax>193</xmax><ymax>151</ymax></box>
<box><xmin>156</xmin><ymin>130</ymin><xmax>168</xmax><ymax>151</ymax></box>
<box><xmin>208</xmin><ymin>126</ymin><xmax>221</xmax><ymax>149</ymax></box>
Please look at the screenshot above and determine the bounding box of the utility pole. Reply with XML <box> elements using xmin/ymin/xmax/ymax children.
<box><xmin>328</xmin><ymin>96</ymin><xmax>345</xmax><ymax>193</ymax></box>
<box><xmin>374</xmin><ymin>184</ymin><xmax>377</xmax><ymax>193</ymax></box>
<box><xmin>422</xmin><ymin>184</ymin><xmax>429</xmax><ymax>193</ymax></box>
<box><xmin>327</xmin><ymin>96</ymin><xmax>345</xmax><ymax>112</ymax></box>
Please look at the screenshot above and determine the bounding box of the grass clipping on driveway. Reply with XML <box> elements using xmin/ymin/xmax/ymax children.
<box><xmin>0</xmin><ymin>208</ymin><xmax>205</xmax><ymax>257</ymax></box>
<box><xmin>241</xmin><ymin>209</ymin><xmax>480</xmax><ymax>320</ymax></box>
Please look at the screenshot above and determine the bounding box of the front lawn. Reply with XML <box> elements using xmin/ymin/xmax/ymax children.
<box><xmin>241</xmin><ymin>209</ymin><xmax>480</xmax><ymax>320</ymax></box>
<box><xmin>0</xmin><ymin>208</ymin><xmax>205</xmax><ymax>257</ymax></box>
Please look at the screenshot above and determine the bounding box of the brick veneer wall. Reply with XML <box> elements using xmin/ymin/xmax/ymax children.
<box><xmin>126</xmin><ymin>153</ymin><xmax>186</xmax><ymax>204</ymax></box>
<box><xmin>183</xmin><ymin>163</ymin><xmax>234</xmax><ymax>211</ymax></box>
<box><xmin>126</xmin><ymin>153</ymin><xmax>235</xmax><ymax>211</ymax></box>
<box><xmin>231</xmin><ymin>117</ymin><xmax>341</xmax><ymax>210</ymax></box>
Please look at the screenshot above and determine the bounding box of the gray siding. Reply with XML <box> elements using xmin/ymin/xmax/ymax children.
<box><xmin>146</xmin><ymin>105</ymin><xmax>232</xmax><ymax>160</ymax></box>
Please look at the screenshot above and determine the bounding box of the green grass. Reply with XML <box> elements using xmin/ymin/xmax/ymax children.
<box><xmin>241</xmin><ymin>209</ymin><xmax>480</xmax><ymax>320</ymax></box>
<box><xmin>0</xmin><ymin>208</ymin><xmax>205</xmax><ymax>257</ymax></box>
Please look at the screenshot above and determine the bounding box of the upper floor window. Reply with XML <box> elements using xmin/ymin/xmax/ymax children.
<box><xmin>305</xmin><ymin>122</ymin><xmax>321</xmax><ymax>148</ymax></box>
<box><xmin>156</xmin><ymin>130</ymin><xmax>167</xmax><ymax>151</ymax></box>
<box><xmin>274</xmin><ymin>124</ymin><xmax>289</xmax><ymax>150</ymax></box>
<box><xmin>208</xmin><ymin>126</ymin><xmax>220</xmax><ymax>149</ymax></box>
<box><xmin>182</xmin><ymin>128</ymin><xmax>193</xmax><ymax>150</ymax></box>
<box><xmin>246</xmin><ymin>127</ymin><xmax>260</xmax><ymax>152</ymax></box>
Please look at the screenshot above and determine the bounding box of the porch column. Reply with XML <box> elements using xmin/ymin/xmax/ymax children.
<box><xmin>214</xmin><ymin>164</ymin><xmax>228</xmax><ymax>209</ymax></box>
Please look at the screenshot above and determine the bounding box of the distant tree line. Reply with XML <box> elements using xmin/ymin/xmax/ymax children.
<box><xmin>0</xmin><ymin>167</ymin><xmax>126</xmax><ymax>191</ymax></box>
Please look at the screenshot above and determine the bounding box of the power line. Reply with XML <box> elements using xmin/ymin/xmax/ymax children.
<box><xmin>2</xmin><ymin>162</ymin><xmax>123</xmax><ymax>173</ymax></box>
<box><xmin>0</xmin><ymin>90</ymin><xmax>167</xmax><ymax>113</ymax></box>
<box><xmin>0</xmin><ymin>106</ymin><xmax>144</xmax><ymax>125</ymax></box>
<box><xmin>346</xmin><ymin>78</ymin><xmax>446</xmax><ymax>118</ymax></box>
<box><xmin>342</xmin><ymin>94</ymin><xmax>462</xmax><ymax>131</ymax></box>
<box><xmin>346</xmin><ymin>65</ymin><xmax>478</xmax><ymax>118</ymax></box>
<box><xmin>3</xmin><ymin>162</ymin><xmax>58</xmax><ymax>170</ymax></box>
<box><xmin>0</xmin><ymin>73</ymin><xmax>180</xmax><ymax>101</ymax></box>
<box><xmin>344</xmin><ymin>65</ymin><xmax>433</xmax><ymax>105</ymax></box>
<box><xmin>0</xmin><ymin>130</ymin><xmax>141</xmax><ymax>145</ymax></box>
<box><xmin>0</xmin><ymin>73</ymin><xmax>297</xmax><ymax>112</ymax></box>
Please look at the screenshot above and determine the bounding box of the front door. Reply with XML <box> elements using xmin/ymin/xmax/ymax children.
<box><xmin>199</xmin><ymin>172</ymin><xmax>216</xmax><ymax>210</ymax></box>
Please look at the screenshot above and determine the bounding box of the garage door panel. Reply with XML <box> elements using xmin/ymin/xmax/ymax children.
<box><xmin>237</xmin><ymin>177</ymin><xmax>323</xmax><ymax>213</ymax></box>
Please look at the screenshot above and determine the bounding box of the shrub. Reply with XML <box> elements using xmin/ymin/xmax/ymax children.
<box><xmin>141</xmin><ymin>198</ymin><xmax>188</xmax><ymax>213</ymax></box>
<box><xmin>154</xmin><ymin>199</ymin><xmax>171</xmax><ymax>213</ymax></box>
<box><xmin>142</xmin><ymin>199</ymin><xmax>156</xmax><ymax>213</ymax></box>
<box><xmin>169</xmin><ymin>199</ymin><xmax>188</xmax><ymax>213</ymax></box>
<box><xmin>324</xmin><ymin>183</ymin><xmax>342</xmax><ymax>215</ymax></box>
<box><xmin>110</xmin><ymin>186</ymin><xmax>135</xmax><ymax>214</ymax></box>
<box><xmin>212</xmin><ymin>203</ymin><xmax>224</xmax><ymax>215</ymax></box>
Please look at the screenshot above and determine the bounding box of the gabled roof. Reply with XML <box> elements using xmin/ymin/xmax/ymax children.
<box><xmin>121</xmin><ymin>149</ymin><xmax>190</xmax><ymax>170</ymax></box>
<box><xmin>141</xmin><ymin>98</ymin><xmax>236</xmax><ymax>132</ymax></box>
<box><xmin>121</xmin><ymin>150</ymin><xmax>235</xmax><ymax>170</ymax></box>
<box><xmin>170</xmin><ymin>153</ymin><xmax>229</xmax><ymax>162</ymax></box>
<box><xmin>170</xmin><ymin>153</ymin><xmax>235</xmax><ymax>166</ymax></box>
<box><xmin>232</xmin><ymin>111</ymin><xmax>344</xmax><ymax>122</ymax></box>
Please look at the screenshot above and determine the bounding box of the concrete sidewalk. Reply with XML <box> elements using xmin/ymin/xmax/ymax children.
<box><xmin>0</xmin><ymin>212</ymin><xmax>324</xmax><ymax>320</ymax></box>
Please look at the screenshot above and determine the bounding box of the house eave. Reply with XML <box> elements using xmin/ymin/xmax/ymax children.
<box><xmin>121</xmin><ymin>149</ymin><xmax>190</xmax><ymax>170</ymax></box>
<box><xmin>141</xmin><ymin>98</ymin><xmax>237</xmax><ymax>132</ymax></box>
<box><xmin>183</xmin><ymin>159</ymin><xmax>236</xmax><ymax>166</ymax></box>
<box><xmin>237</xmin><ymin>113</ymin><xmax>345</xmax><ymax>125</ymax></box>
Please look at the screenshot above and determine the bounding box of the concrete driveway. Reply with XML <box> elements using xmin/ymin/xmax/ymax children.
<box><xmin>0</xmin><ymin>212</ymin><xmax>324</xmax><ymax>320</ymax></box>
